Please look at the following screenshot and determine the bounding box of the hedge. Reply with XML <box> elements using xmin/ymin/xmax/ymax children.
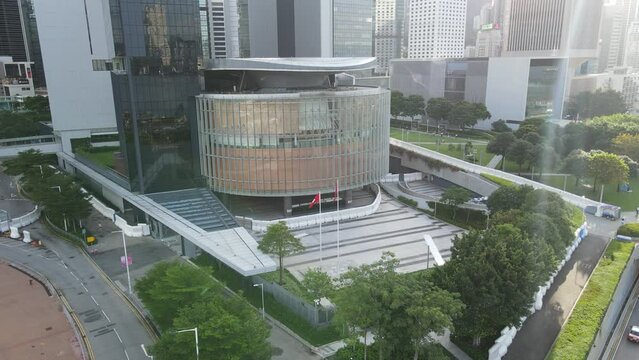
<box><xmin>617</xmin><ymin>223</ymin><xmax>639</xmax><ymax>237</ymax></box>
<box><xmin>480</xmin><ymin>173</ymin><xmax>515</xmax><ymax>187</ymax></box>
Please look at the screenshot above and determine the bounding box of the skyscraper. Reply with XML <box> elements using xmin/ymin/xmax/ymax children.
<box><xmin>598</xmin><ymin>0</ymin><xmax>638</xmax><ymax>72</ymax></box>
<box><xmin>625</xmin><ymin>21</ymin><xmax>639</xmax><ymax>69</ymax></box>
<box><xmin>407</xmin><ymin>0</ymin><xmax>467</xmax><ymax>59</ymax></box>
<box><xmin>333</xmin><ymin>0</ymin><xmax>374</xmax><ymax>57</ymax></box>
<box><xmin>374</xmin><ymin>0</ymin><xmax>405</xmax><ymax>74</ymax></box>
<box><xmin>501</xmin><ymin>0</ymin><xmax>603</xmax><ymax>58</ymax></box>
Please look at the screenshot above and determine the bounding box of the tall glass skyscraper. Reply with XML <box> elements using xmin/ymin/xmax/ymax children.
<box><xmin>333</xmin><ymin>0</ymin><xmax>374</xmax><ymax>57</ymax></box>
<box><xmin>108</xmin><ymin>0</ymin><xmax>202</xmax><ymax>193</ymax></box>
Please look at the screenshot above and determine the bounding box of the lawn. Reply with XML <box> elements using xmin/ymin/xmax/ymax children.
<box><xmin>75</xmin><ymin>147</ymin><xmax>118</xmax><ymax>169</ymax></box>
<box><xmin>548</xmin><ymin>241</ymin><xmax>635</xmax><ymax>360</ymax></box>
<box><xmin>480</xmin><ymin>173</ymin><xmax>515</xmax><ymax>187</ymax></box>
<box><xmin>391</xmin><ymin>128</ymin><xmax>494</xmax><ymax>166</ymax></box>
<box><xmin>537</xmin><ymin>174</ymin><xmax>639</xmax><ymax>211</ymax></box>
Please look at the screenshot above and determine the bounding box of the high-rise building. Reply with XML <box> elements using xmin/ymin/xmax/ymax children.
<box><xmin>475</xmin><ymin>25</ymin><xmax>502</xmax><ymax>57</ymax></box>
<box><xmin>333</xmin><ymin>0</ymin><xmax>374</xmax><ymax>57</ymax></box>
<box><xmin>625</xmin><ymin>21</ymin><xmax>639</xmax><ymax>69</ymax></box>
<box><xmin>501</xmin><ymin>0</ymin><xmax>603</xmax><ymax>58</ymax></box>
<box><xmin>374</xmin><ymin>0</ymin><xmax>405</xmax><ymax>74</ymax></box>
<box><xmin>598</xmin><ymin>0</ymin><xmax>638</xmax><ymax>72</ymax></box>
<box><xmin>407</xmin><ymin>0</ymin><xmax>467</xmax><ymax>59</ymax></box>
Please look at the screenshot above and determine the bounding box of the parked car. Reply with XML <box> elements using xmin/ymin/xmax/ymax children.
<box><xmin>627</xmin><ymin>326</ymin><xmax>639</xmax><ymax>343</ymax></box>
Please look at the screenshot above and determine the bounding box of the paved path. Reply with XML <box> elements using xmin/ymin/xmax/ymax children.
<box><xmin>485</xmin><ymin>155</ymin><xmax>502</xmax><ymax>169</ymax></box>
<box><xmin>504</xmin><ymin>215</ymin><xmax>620</xmax><ymax>360</ymax></box>
<box><xmin>0</xmin><ymin>166</ymin><xmax>35</xmax><ymax>219</ymax></box>
<box><xmin>0</xmin><ymin>225</ymin><xmax>156</xmax><ymax>360</ymax></box>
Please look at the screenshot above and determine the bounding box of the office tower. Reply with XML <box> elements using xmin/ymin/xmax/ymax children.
<box><xmin>471</xmin><ymin>0</ymin><xmax>504</xmax><ymax>57</ymax></box>
<box><xmin>374</xmin><ymin>0</ymin><xmax>405</xmax><ymax>74</ymax></box>
<box><xmin>407</xmin><ymin>0</ymin><xmax>467</xmax><ymax>59</ymax></box>
<box><xmin>599</xmin><ymin>0</ymin><xmax>638</xmax><ymax>71</ymax></box>
<box><xmin>333</xmin><ymin>0</ymin><xmax>374</xmax><ymax>57</ymax></box>
<box><xmin>625</xmin><ymin>21</ymin><xmax>639</xmax><ymax>69</ymax></box>
<box><xmin>501</xmin><ymin>0</ymin><xmax>603</xmax><ymax>58</ymax></box>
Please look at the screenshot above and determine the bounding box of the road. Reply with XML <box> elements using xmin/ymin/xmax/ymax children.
<box><xmin>612</xmin><ymin>286</ymin><xmax>639</xmax><ymax>360</ymax></box>
<box><xmin>0</xmin><ymin>165</ymin><xmax>34</xmax><ymax>219</ymax></box>
<box><xmin>0</xmin><ymin>225</ymin><xmax>155</xmax><ymax>360</ymax></box>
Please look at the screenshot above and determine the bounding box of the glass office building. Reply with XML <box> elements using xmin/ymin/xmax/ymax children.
<box><xmin>108</xmin><ymin>0</ymin><xmax>202</xmax><ymax>194</ymax></box>
<box><xmin>197</xmin><ymin>58</ymin><xmax>389</xmax><ymax>198</ymax></box>
<box><xmin>333</xmin><ymin>0</ymin><xmax>374</xmax><ymax>57</ymax></box>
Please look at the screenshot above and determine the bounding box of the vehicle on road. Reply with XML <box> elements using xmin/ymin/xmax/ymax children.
<box><xmin>627</xmin><ymin>326</ymin><xmax>639</xmax><ymax>343</ymax></box>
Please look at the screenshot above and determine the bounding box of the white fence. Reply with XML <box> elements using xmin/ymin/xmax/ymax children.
<box><xmin>86</xmin><ymin>191</ymin><xmax>150</xmax><ymax>237</ymax></box>
<box><xmin>380</xmin><ymin>172</ymin><xmax>424</xmax><ymax>183</ymax></box>
<box><xmin>488</xmin><ymin>222</ymin><xmax>589</xmax><ymax>360</ymax></box>
<box><xmin>0</xmin><ymin>206</ymin><xmax>41</xmax><ymax>232</ymax></box>
<box><xmin>250</xmin><ymin>185</ymin><xmax>381</xmax><ymax>233</ymax></box>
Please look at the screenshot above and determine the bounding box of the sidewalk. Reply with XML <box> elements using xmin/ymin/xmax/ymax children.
<box><xmin>504</xmin><ymin>215</ymin><xmax>620</xmax><ymax>360</ymax></box>
<box><xmin>485</xmin><ymin>155</ymin><xmax>502</xmax><ymax>169</ymax></box>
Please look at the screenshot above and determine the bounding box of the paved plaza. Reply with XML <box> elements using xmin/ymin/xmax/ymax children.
<box><xmin>406</xmin><ymin>180</ymin><xmax>446</xmax><ymax>199</ymax></box>
<box><xmin>284</xmin><ymin>192</ymin><xmax>465</xmax><ymax>279</ymax></box>
<box><xmin>0</xmin><ymin>262</ymin><xmax>83</xmax><ymax>360</ymax></box>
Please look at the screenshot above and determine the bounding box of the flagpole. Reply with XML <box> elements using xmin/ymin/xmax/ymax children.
<box><xmin>319</xmin><ymin>192</ymin><xmax>322</xmax><ymax>269</ymax></box>
<box><xmin>336</xmin><ymin>180</ymin><xmax>340</xmax><ymax>276</ymax></box>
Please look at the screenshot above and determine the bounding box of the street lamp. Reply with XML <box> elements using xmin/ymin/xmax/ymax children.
<box><xmin>50</xmin><ymin>186</ymin><xmax>68</xmax><ymax>231</ymax></box>
<box><xmin>253</xmin><ymin>283</ymin><xmax>265</xmax><ymax>319</ymax></box>
<box><xmin>112</xmin><ymin>230</ymin><xmax>132</xmax><ymax>294</ymax></box>
<box><xmin>175</xmin><ymin>327</ymin><xmax>199</xmax><ymax>360</ymax></box>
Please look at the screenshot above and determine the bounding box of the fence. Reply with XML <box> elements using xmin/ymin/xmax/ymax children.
<box><xmin>250</xmin><ymin>184</ymin><xmax>381</xmax><ymax>233</ymax></box>
<box><xmin>0</xmin><ymin>206</ymin><xmax>41</xmax><ymax>232</ymax></box>
<box><xmin>253</xmin><ymin>275</ymin><xmax>334</xmax><ymax>327</ymax></box>
<box><xmin>488</xmin><ymin>222</ymin><xmax>589</xmax><ymax>360</ymax></box>
<box><xmin>380</xmin><ymin>172</ymin><xmax>423</xmax><ymax>183</ymax></box>
<box><xmin>589</xmin><ymin>244</ymin><xmax>639</xmax><ymax>360</ymax></box>
<box><xmin>84</xmin><ymin>190</ymin><xmax>150</xmax><ymax>237</ymax></box>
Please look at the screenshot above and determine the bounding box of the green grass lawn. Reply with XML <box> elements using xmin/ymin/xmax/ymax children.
<box><xmin>75</xmin><ymin>148</ymin><xmax>117</xmax><ymax>169</ymax></box>
<box><xmin>537</xmin><ymin>174</ymin><xmax>639</xmax><ymax>211</ymax></box>
<box><xmin>480</xmin><ymin>173</ymin><xmax>516</xmax><ymax>187</ymax></box>
<box><xmin>391</xmin><ymin>128</ymin><xmax>494</xmax><ymax>166</ymax></box>
<box><xmin>548</xmin><ymin>241</ymin><xmax>635</xmax><ymax>360</ymax></box>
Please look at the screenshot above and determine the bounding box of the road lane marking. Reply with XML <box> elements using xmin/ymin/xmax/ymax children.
<box><xmin>124</xmin><ymin>349</ymin><xmax>130</xmax><ymax>360</ymax></box>
<box><xmin>81</xmin><ymin>283</ymin><xmax>88</xmax><ymax>292</ymax></box>
<box><xmin>90</xmin><ymin>295</ymin><xmax>99</xmax><ymax>306</ymax></box>
<box><xmin>70</xmin><ymin>272</ymin><xmax>79</xmax><ymax>281</ymax></box>
<box><xmin>113</xmin><ymin>329</ymin><xmax>123</xmax><ymax>344</ymax></box>
<box><xmin>101</xmin><ymin>310</ymin><xmax>111</xmax><ymax>322</ymax></box>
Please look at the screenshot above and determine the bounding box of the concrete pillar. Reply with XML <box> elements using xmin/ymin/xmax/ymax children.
<box><xmin>343</xmin><ymin>190</ymin><xmax>353</xmax><ymax>208</ymax></box>
<box><xmin>283</xmin><ymin>196</ymin><xmax>293</xmax><ymax>217</ymax></box>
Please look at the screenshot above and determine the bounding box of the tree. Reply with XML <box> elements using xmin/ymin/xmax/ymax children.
<box><xmin>302</xmin><ymin>268</ymin><xmax>334</xmax><ymax>301</ymax></box>
<box><xmin>447</xmin><ymin>101</ymin><xmax>487</xmax><ymax>130</ymax></box>
<box><xmin>426</xmin><ymin>98</ymin><xmax>453</xmax><ymax>126</ymax></box>
<box><xmin>135</xmin><ymin>261</ymin><xmax>220</xmax><ymax>330</ymax></box>
<box><xmin>587</xmin><ymin>151</ymin><xmax>629</xmax><ymax>193</ymax></box>
<box><xmin>22</xmin><ymin>96</ymin><xmax>50</xmax><ymax>113</ymax></box>
<box><xmin>514</xmin><ymin>118</ymin><xmax>546</xmax><ymax>139</ymax></box>
<box><xmin>562</xmin><ymin>149</ymin><xmax>589</xmax><ymax>186</ymax></box>
<box><xmin>258</xmin><ymin>221</ymin><xmax>305</xmax><ymax>285</ymax></box>
<box><xmin>2</xmin><ymin>149</ymin><xmax>51</xmax><ymax>176</ymax></box>
<box><xmin>507</xmin><ymin>139</ymin><xmax>534</xmax><ymax>174</ymax></box>
<box><xmin>586</xmin><ymin>113</ymin><xmax>639</xmax><ymax>150</ymax></box>
<box><xmin>491</xmin><ymin>120</ymin><xmax>511</xmax><ymax>133</ymax></box>
<box><xmin>612</xmin><ymin>133</ymin><xmax>639</xmax><ymax>162</ymax></box>
<box><xmin>565</xmin><ymin>89</ymin><xmax>627</xmax><ymax>120</ymax></box>
<box><xmin>440</xmin><ymin>186</ymin><xmax>471</xmax><ymax>219</ymax></box>
<box><xmin>486</xmin><ymin>185</ymin><xmax>534</xmax><ymax>214</ymax></box>
<box><xmin>472</xmin><ymin>103</ymin><xmax>491</xmax><ymax>124</ymax></box>
<box><xmin>0</xmin><ymin>110</ymin><xmax>49</xmax><ymax>139</ymax></box>
<box><xmin>487</xmin><ymin>132</ymin><xmax>516</xmax><ymax>157</ymax></box>
<box><xmin>528</xmin><ymin>144</ymin><xmax>558</xmax><ymax>175</ymax></box>
<box><xmin>151</xmin><ymin>296</ymin><xmax>271</xmax><ymax>360</ymax></box>
<box><xmin>404</xmin><ymin>95</ymin><xmax>426</xmax><ymax>121</ymax></box>
<box><xmin>390</xmin><ymin>91</ymin><xmax>405</xmax><ymax>118</ymax></box>
<box><xmin>436</xmin><ymin>225</ymin><xmax>543</xmax><ymax>345</ymax></box>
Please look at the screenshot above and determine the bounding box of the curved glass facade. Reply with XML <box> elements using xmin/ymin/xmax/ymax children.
<box><xmin>196</xmin><ymin>87</ymin><xmax>390</xmax><ymax>196</ymax></box>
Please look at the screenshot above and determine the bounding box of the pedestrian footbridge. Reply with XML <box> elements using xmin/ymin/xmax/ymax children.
<box><xmin>0</xmin><ymin>136</ymin><xmax>61</xmax><ymax>159</ymax></box>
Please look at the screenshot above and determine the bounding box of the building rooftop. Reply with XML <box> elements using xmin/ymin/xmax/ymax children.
<box><xmin>208</xmin><ymin>57</ymin><xmax>377</xmax><ymax>72</ymax></box>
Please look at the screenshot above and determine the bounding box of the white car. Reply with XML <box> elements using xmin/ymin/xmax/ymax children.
<box><xmin>627</xmin><ymin>326</ymin><xmax>639</xmax><ymax>343</ymax></box>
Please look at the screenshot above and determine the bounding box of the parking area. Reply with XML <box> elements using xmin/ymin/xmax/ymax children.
<box><xmin>284</xmin><ymin>192</ymin><xmax>465</xmax><ymax>279</ymax></box>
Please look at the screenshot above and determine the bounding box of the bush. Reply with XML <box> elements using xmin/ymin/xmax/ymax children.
<box><xmin>398</xmin><ymin>196</ymin><xmax>418</xmax><ymax>207</ymax></box>
<box><xmin>618</xmin><ymin>223</ymin><xmax>639</xmax><ymax>237</ymax></box>
<box><xmin>481</xmin><ymin>173</ymin><xmax>515</xmax><ymax>187</ymax></box>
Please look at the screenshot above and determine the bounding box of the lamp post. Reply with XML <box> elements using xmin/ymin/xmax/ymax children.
<box><xmin>253</xmin><ymin>283</ymin><xmax>265</xmax><ymax>319</ymax></box>
<box><xmin>50</xmin><ymin>186</ymin><xmax>68</xmax><ymax>231</ymax></box>
<box><xmin>112</xmin><ymin>230</ymin><xmax>132</xmax><ymax>294</ymax></box>
<box><xmin>175</xmin><ymin>327</ymin><xmax>199</xmax><ymax>360</ymax></box>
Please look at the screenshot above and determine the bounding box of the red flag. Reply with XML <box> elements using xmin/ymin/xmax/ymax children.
<box><xmin>334</xmin><ymin>182</ymin><xmax>339</xmax><ymax>201</ymax></box>
<box><xmin>309</xmin><ymin>193</ymin><xmax>320</xmax><ymax>209</ymax></box>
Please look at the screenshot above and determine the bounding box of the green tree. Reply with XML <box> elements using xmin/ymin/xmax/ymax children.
<box><xmin>135</xmin><ymin>261</ymin><xmax>220</xmax><ymax>330</ymax></box>
<box><xmin>587</xmin><ymin>151</ymin><xmax>629</xmax><ymax>193</ymax></box>
<box><xmin>0</xmin><ymin>110</ymin><xmax>48</xmax><ymax>139</ymax></box>
<box><xmin>612</xmin><ymin>133</ymin><xmax>639</xmax><ymax>162</ymax></box>
<box><xmin>507</xmin><ymin>139</ymin><xmax>534</xmax><ymax>174</ymax></box>
<box><xmin>562</xmin><ymin>149</ymin><xmax>589</xmax><ymax>186</ymax></box>
<box><xmin>22</xmin><ymin>96</ymin><xmax>50</xmax><ymax>113</ymax></box>
<box><xmin>426</xmin><ymin>98</ymin><xmax>453</xmax><ymax>126</ymax></box>
<box><xmin>565</xmin><ymin>89</ymin><xmax>627</xmax><ymax>120</ymax></box>
<box><xmin>472</xmin><ymin>103</ymin><xmax>491</xmax><ymax>124</ymax></box>
<box><xmin>390</xmin><ymin>91</ymin><xmax>405</xmax><ymax>119</ymax></box>
<box><xmin>436</xmin><ymin>225</ymin><xmax>542</xmax><ymax>346</ymax></box>
<box><xmin>151</xmin><ymin>296</ymin><xmax>271</xmax><ymax>360</ymax></box>
<box><xmin>448</xmin><ymin>101</ymin><xmax>485</xmax><ymax>130</ymax></box>
<box><xmin>586</xmin><ymin>113</ymin><xmax>639</xmax><ymax>150</ymax></box>
<box><xmin>514</xmin><ymin>118</ymin><xmax>546</xmax><ymax>139</ymax></box>
<box><xmin>404</xmin><ymin>95</ymin><xmax>426</xmax><ymax>122</ymax></box>
<box><xmin>440</xmin><ymin>186</ymin><xmax>471</xmax><ymax>219</ymax></box>
<box><xmin>486</xmin><ymin>132</ymin><xmax>516</xmax><ymax>157</ymax></box>
<box><xmin>486</xmin><ymin>185</ymin><xmax>534</xmax><ymax>214</ymax></box>
<box><xmin>529</xmin><ymin>144</ymin><xmax>558</xmax><ymax>175</ymax></box>
<box><xmin>2</xmin><ymin>149</ymin><xmax>51</xmax><ymax>176</ymax></box>
<box><xmin>491</xmin><ymin>120</ymin><xmax>511</xmax><ymax>133</ymax></box>
<box><xmin>258</xmin><ymin>222</ymin><xmax>305</xmax><ymax>285</ymax></box>
<box><xmin>302</xmin><ymin>268</ymin><xmax>334</xmax><ymax>301</ymax></box>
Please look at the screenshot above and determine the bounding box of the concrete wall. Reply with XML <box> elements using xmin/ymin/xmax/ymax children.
<box><xmin>390</xmin><ymin>59</ymin><xmax>446</xmax><ymax>100</ymax></box>
<box><xmin>33</xmin><ymin>0</ymin><xmax>117</xmax><ymax>154</ymax></box>
<box><xmin>248</xmin><ymin>0</ymin><xmax>278</xmax><ymax>57</ymax></box>
<box><xmin>485</xmin><ymin>57</ymin><xmax>530</xmax><ymax>122</ymax></box>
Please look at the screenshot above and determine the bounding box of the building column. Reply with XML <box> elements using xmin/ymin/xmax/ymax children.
<box><xmin>283</xmin><ymin>196</ymin><xmax>293</xmax><ymax>217</ymax></box>
<box><xmin>343</xmin><ymin>190</ymin><xmax>352</xmax><ymax>208</ymax></box>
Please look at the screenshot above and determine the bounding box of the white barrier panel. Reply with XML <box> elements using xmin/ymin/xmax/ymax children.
<box><xmin>85</xmin><ymin>189</ymin><xmax>149</xmax><ymax>237</ymax></box>
<box><xmin>488</xmin><ymin>222</ymin><xmax>588</xmax><ymax>360</ymax></box>
<box><xmin>89</xmin><ymin>196</ymin><xmax>116</xmax><ymax>220</ymax></box>
<box><xmin>10</xmin><ymin>226</ymin><xmax>19</xmax><ymax>239</ymax></box>
<box><xmin>11</xmin><ymin>206</ymin><xmax>41</xmax><ymax>229</ymax></box>
<box><xmin>380</xmin><ymin>173</ymin><xmax>423</xmax><ymax>183</ymax></box>
<box><xmin>252</xmin><ymin>184</ymin><xmax>382</xmax><ymax>232</ymax></box>
<box><xmin>22</xmin><ymin>230</ymin><xmax>31</xmax><ymax>243</ymax></box>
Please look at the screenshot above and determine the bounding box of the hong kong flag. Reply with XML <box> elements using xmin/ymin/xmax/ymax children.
<box><xmin>309</xmin><ymin>193</ymin><xmax>321</xmax><ymax>209</ymax></box>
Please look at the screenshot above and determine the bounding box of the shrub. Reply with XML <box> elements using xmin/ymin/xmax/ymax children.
<box><xmin>481</xmin><ymin>173</ymin><xmax>515</xmax><ymax>187</ymax></box>
<box><xmin>618</xmin><ymin>223</ymin><xmax>639</xmax><ymax>237</ymax></box>
<box><xmin>398</xmin><ymin>196</ymin><xmax>418</xmax><ymax>207</ymax></box>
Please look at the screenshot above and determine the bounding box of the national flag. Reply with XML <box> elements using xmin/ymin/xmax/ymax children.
<box><xmin>334</xmin><ymin>181</ymin><xmax>339</xmax><ymax>201</ymax></box>
<box><xmin>309</xmin><ymin>193</ymin><xmax>321</xmax><ymax>209</ymax></box>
